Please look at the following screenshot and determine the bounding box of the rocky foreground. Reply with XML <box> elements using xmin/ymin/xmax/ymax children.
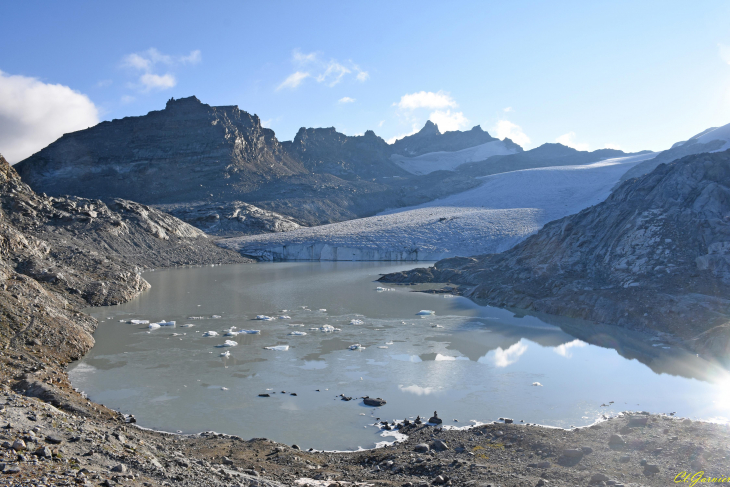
<box><xmin>381</xmin><ymin>150</ymin><xmax>730</xmax><ymax>364</ymax></box>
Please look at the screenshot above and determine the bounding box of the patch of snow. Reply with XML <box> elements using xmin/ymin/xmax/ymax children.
<box><xmin>693</xmin><ymin>121</ymin><xmax>730</xmax><ymax>151</ymax></box>
<box><xmin>391</xmin><ymin>140</ymin><xmax>519</xmax><ymax>175</ymax></box>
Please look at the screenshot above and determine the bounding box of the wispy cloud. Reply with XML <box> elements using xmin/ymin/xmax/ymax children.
<box><xmin>556</xmin><ymin>131</ymin><xmax>590</xmax><ymax>151</ymax></box>
<box><xmin>277</xmin><ymin>71</ymin><xmax>310</xmax><ymax>91</ymax></box>
<box><xmin>121</xmin><ymin>48</ymin><xmax>201</xmax><ymax>93</ymax></box>
<box><xmin>393</xmin><ymin>90</ymin><xmax>457</xmax><ymax>110</ymax></box>
<box><xmin>338</xmin><ymin>96</ymin><xmax>355</xmax><ymax>104</ymax></box>
<box><xmin>553</xmin><ymin>339</ymin><xmax>587</xmax><ymax>358</ymax></box>
<box><xmin>277</xmin><ymin>49</ymin><xmax>369</xmax><ymax>90</ymax></box>
<box><xmin>96</xmin><ymin>79</ymin><xmax>113</xmax><ymax>88</ymax></box>
<box><xmin>503</xmin><ymin>106</ymin><xmax>513</xmax><ymax>112</ymax></box>
<box><xmin>0</xmin><ymin>70</ymin><xmax>99</xmax><ymax>163</ymax></box>
<box><xmin>493</xmin><ymin>120</ymin><xmax>530</xmax><ymax>146</ymax></box>
<box><xmin>120</xmin><ymin>95</ymin><xmax>136</xmax><ymax>104</ymax></box>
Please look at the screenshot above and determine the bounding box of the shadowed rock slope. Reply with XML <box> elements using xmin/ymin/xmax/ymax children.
<box><xmin>381</xmin><ymin>150</ymin><xmax>730</xmax><ymax>363</ymax></box>
<box><xmin>0</xmin><ymin>152</ymin><xmax>247</xmax><ymax>367</ymax></box>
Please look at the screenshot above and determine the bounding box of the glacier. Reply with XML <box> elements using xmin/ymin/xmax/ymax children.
<box><xmin>218</xmin><ymin>152</ymin><xmax>656</xmax><ymax>262</ymax></box>
<box><xmin>390</xmin><ymin>139</ymin><xmax>519</xmax><ymax>175</ymax></box>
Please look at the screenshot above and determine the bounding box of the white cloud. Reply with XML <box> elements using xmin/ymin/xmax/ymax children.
<box><xmin>121</xmin><ymin>48</ymin><xmax>200</xmax><ymax>93</ymax></box>
<box><xmin>399</xmin><ymin>384</ymin><xmax>438</xmax><ymax>396</ymax></box>
<box><xmin>503</xmin><ymin>106</ymin><xmax>513</xmax><ymax>112</ymax></box>
<box><xmin>120</xmin><ymin>95</ymin><xmax>136</xmax><ymax>104</ymax></box>
<box><xmin>0</xmin><ymin>70</ymin><xmax>99</xmax><ymax>163</ymax></box>
<box><xmin>279</xmin><ymin>50</ymin><xmax>367</xmax><ymax>90</ymax></box>
<box><xmin>378</xmin><ymin>120</ymin><xmax>385</xmax><ymax>127</ymax></box>
<box><xmin>553</xmin><ymin>339</ymin><xmax>587</xmax><ymax>358</ymax></box>
<box><xmin>276</xmin><ymin>71</ymin><xmax>310</xmax><ymax>91</ymax></box>
<box><xmin>139</xmin><ymin>73</ymin><xmax>176</xmax><ymax>92</ymax></box>
<box><xmin>338</xmin><ymin>96</ymin><xmax>355</xmax><ymax>104</ymax></box>
<box><xmin>556</xmin><ymin>131</ymin><xmax>590</xmax><ymax>151</ymax></box>
<box><xmin>261</xmin><ymin>119</ymin><xmax>272</xmax><ymax>128</ymax></box>
<box><xmin>316</xmin><ymin>61</ymin><xmax>351</xmax><ymax>87</ymax></box>
<box><xmin>494</xmin><ymin>120</ymin><xmax>530</xmax><ymax>146</ymax></box>
<box><xmin>483</xmin><ymin>341</ymin><xmax>528</xmax><ymax>368</ymax></box>
<box><xmin>394</xmin><ymin>90</ymin><xmax>457</xmax><ymax>110</ymax></box>
<box><xmin>719</xmin><ymin>43</ymin><xmax>730</xmax><ymax>65</ymax></box>
<box><xmin>429</xmin><ymin>109</ymin><xmax>469</xmax><ymax>132</ymax></box>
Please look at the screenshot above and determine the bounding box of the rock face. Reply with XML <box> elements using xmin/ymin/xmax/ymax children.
<box><xmin>283</xmin><ymin>127</ymin><xmax>406</xmax><ymax>180</ymax></box>
<box><xmin>391</xmin><ymin>122</ymin><xmax>509</xmax><ymax>156</ymax></box>
<box><xmin>164</xmin><ymin>201</ymin><xmax>301</xmax><ymax>236</ymax></box>
<box><xmin>0</xmin><ymin>153</ymin><xmax>247</xmax><ymax>364</ymax></box>
<box><xmin>380</xmin><ymin>150</ymin><xmax>730</xmax><ymax>363</ymax></box>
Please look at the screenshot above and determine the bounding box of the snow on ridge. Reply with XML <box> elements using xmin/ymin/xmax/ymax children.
<box><xmin>219</xmin><ymin>154</ymin><xmax>654</xmax><ymax>262</ymax></box>
<box><xmin>391</xmin><ymin>139</ymin><xmax>519</xmax><ymax>175</ymax></box>
<box><xmin>694</xmin><ymin>122</ymin><xmax>730</xmax><ymax>152</ymax></box>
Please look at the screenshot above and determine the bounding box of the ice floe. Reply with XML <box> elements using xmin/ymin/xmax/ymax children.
<box><xmin>348</xmin><ymin>344</ymin><xmax>365</xmax><ymax>350</ymax></box>
<box><xmin>349</xmin><ymin>319</ymin><xmax>364</xmax><ymax>325</ymax></box>
<box><xmin>278</xmin><ymin>315</ymin><xmax>291</xmax><ymax>320</ymax></box>
<box><xmin>148</xmin><ymin>323</ymin><xmax>161</xmax><ymax>329</ymax></box>
<box><xmin>264</xmin><ymin>345</ymin><xmax>290</xmax><ymax>351</ymax></box>
<box><xmin>203</xmin><ymin>331</ymin><xmax>219</xmax><ymax>337</ymax></box>
<box><xmin>130</xmin><ymin>319</ymin><xmax>149</xmax><ymax>325</ymax></box>
<box><xmin>288</xmin><ymin>331</ymin><xmax>307</xmax><ymax>336</ymax></box>
<box><xmin>255</xmin><ymin>315</ymin><xmax>275</xmax><ymax>321</ymax></box>
<box><xmin>417</xmin><ymin>310</ymin><xmax>435</xmax><ymax>315</ymax></box>
<box><xmin>216</xmin><ymin>340</ymin><xmax>238</xmax><ymax>348</ymax></box>
<box><xmin>220</xmin><ymin>351</ymin><xmax>231</xmax><ymax>358</ymax></box>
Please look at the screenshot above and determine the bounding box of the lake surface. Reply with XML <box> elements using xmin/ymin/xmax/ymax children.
<box><xmin>69</xmin><ymin>262</ymin><xmax>730</xmax><ymax>451</ymax></box>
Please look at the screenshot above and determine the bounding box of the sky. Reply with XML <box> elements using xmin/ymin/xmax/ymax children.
<box><xmin>1</xmin><ymin>0</ymin><xmax>730</xmax><ymax>163</ymax></box>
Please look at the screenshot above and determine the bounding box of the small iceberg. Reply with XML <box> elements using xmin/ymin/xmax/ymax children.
<box><xmin>288</xmin><ymin>331</ymin><xmax>307</xmax><ymax>336</ymax></box>
<box><xmin>221</xmin><ymin>387</ymin><xmax>229</xmax><ymax>391</ymax></box>
<box><xmin>203</xmin><ymin>331</ymin><xmax>219</xmax><ymax>337</ymax></box>
<box><xmin>216</xmin><ymin>340</ymin><xmax>238</xmax><ymax>348</ymax></box>
<box><xmin>417</xmin><ymin>310</ymin><xmax>435</xmax><ymax>316</ymax></box>
<box><xmin>239</xmin><ymin>329</ymin><xmax>261</xmax><ymax>334</ymax></box>
<box><xmin>319</xmin><ymin>325</ymin><xmax>336</xmax><ymax>332</ymax></box>
<box><xmin>220</xmin><ymin>351</ymin><xmax>231</xmax><ymax>358</ymax></box>
<box><xmin>255</xmin><ymin>315</ymin><xmax>275</xmax><ymax>321</ymax></box>
<box><xmin>377</xmin><ymin>346</ymin><xmax>389</xmax><ymax>349</ymax></box>
<box><xmin>181</xmin><ymin>324</ymin><xmax>194</xmax><ymax>328</ymax></box>
<box><xmin>532</xmin><ymin>382</ymin><xmax>543</xmax><ymax>387</ymax></box>
<box><xmin>211</xmin><ymin>315</ymin><xmax>222</xmax><ymax>319</ymax></box>
<box><xmin>375</xmin><ymin>286</ymin><xmax>394</xmax><ymax>292</ymax></box>
<box><xmin>318</xmin><ymin>308</ymin><xmax>327</xmax><ymax>312</ymax></box>
<box><xmin>130</xmin><ymin>319</ymin><xmax>149</xmax><ymax>325</ymax></box>
<box><xmin>264</xmin><ymin>345</ymin><xmax>289</xmax><ymax>351</ymax></box>
<box><xmin>432</xmin><ymin>324</ymin><xmax>443</xmax><ymax>328</ymax></box>
<box><xmin>278</xmin><ymin>315</ymin><xmax>291</xmax><ymax>320</ymax></box>
<box><xmin>348</xmin><ymin>344</ymin><xmax>365</xmax><ymax>350</ymax></box>
<box><xmin>159</xmin><ymin>321</ymin><xmax>176</xmax><ymax>326</ymax></box>
<box><xmin>148</xmin><ymin>323</ymin><xmax>161</xmax><ymax>329</ymax></box>
<box><xmin>349</xmin><ymin>319</ymin><xmax>364</xmax><ymax>325</ymax></box>
<box><xmin>385</xmin><ymin>341</ymin><xmax>394</xmax><ymax>345</ymax></box>
<box><xmin>288</xmin><ymin>323</ymin><xmax>305</xmax><ymax>327</ymax></box>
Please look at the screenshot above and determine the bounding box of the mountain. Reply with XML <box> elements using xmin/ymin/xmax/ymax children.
<box><xmin>391</xmin><ymin>121</ymin><xmax>512</xmax><ymax>156</ymax></box>
<box><xmin>380</xmin><ymin>149</ymin><xmax>730</xmax><ymax>363</ymax></box>
<box><xmin>618</xmin><ymin>122</ymin><xmax>730</xmax><ymax>184</ymax></box>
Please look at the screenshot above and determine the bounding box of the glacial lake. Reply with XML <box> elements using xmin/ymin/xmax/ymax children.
<box><xmin>69</xmin><ymin>262</ymin><xmax>730</xmax><ymax>451</ymax></box>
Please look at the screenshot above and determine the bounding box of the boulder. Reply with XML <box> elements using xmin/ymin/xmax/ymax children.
<box><xmin>414</xmin><ymin>443</ymin><xmax>430</xmax><ymax>453</ymax></box>
<box><xmin>363</xmin><ymin>397</ymin><xmax>386</xmax><ymax>407</ymax></box>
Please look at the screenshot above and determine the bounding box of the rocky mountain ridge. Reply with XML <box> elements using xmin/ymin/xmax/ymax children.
<box><xmin>391</xmin><ymin>121</ymin><xmax>512</xmax><ymax>156</ymax></box>
<box><xmin>380</xmin><ymin>150</ymin><xmax>730</xmax><ymax>363</ymax></box>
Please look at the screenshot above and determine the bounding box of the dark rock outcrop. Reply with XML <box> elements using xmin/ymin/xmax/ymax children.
<box><xmin>381</xmin><ymin>150</ymin><xmax>730</xmax><ymax>363</ymax></box>
<box><xmin>391</xmin><ymin>122</ymin><xmax>513</xmax><ymax>156</ymax></box>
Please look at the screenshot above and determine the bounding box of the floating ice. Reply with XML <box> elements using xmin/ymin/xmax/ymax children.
<box><xmin>212</xmin><ymin>315</ymin><xmax>222</xmax><ymax>319</ymax></box>
<box><xmin>264</xmin><ymin>345</ymin><xmax>290</xmax><ymax>351</ymax></box>
<box><xmin>318</xmin><ymin>309</ymin><xmax>327</xmax><ymax>312</ymax></box>
<box><xmin>188</xmin><ymin>316</ymin><xmax>204</xmax><ymax>320</ymax></box>
<box><xmin>216</xmin><ymin>340</ymin><xmax>238</xmax><ymax>348</ymax></box>
<box><xmin>289</xmin><ymin>323</ymin><xmax>305</xmax><ymax>327</ymax></box>
<box><xmin>348</xmin><ymin>344</ymin><xmax>365</xmax><ymax>350</ymax></box>
<box><xmin>319</xmin><ymin>325</ymin><xmax>336</xmax><ymax>332</ymax></box>
<box><xmin>377</xmin><ymin>346</ymin><xmax>389</xmax><ymax>349</ymax></box>
<box><xmin>220</xmin><ymin>351</ymin><xmax>231</xmax><ymax>358</ymax></box>
<box><xmin>417</xmin><ymin>310</ymin><xmax>435</xmax><ymax>316</ymax></box>
<box><xmin>376</xmin><ymin>287</ymin><xmax>394</xmax><ymax>292</ymax></box>
<box><xmin>221</xmin><ymin>387</ymin><xmax>229</xmax><ymax>391</ymax></box>
<box><xmin>288</xmin><ymin>331</ymin><xmax>307</xmax><ymax>336</ymax></box>
<box><xmin>239</xmin><ymin>330</ymin><xmax>261</xmax><ymax>334</ymax></box>
<box><xmin>255</xmin><ymin>315</ymin><xmax>275</xmax><ymax>321</ymax></box>
<box><xmin>532</xmin><ymin>382</ymin><xmax>543</xmax><ymax>387</ymax></box>
<box><xmin>385</xmin><ymin>341</ymin><xmax>394</xmax><ymax>345</ymax></box>
<box><xmin>349</xmin><ymin>319</ymin><xmax>364</xmax><ymax>325</ymax></box>
<box><xmin>203</xmin><ymin>331</ymin><xmax>219</xmax><ymax>337</ymax></box>
<box><xmin>148</xmin><ymin>323</ymin><xmax>161</xmax><ymax>329</ymax></box>
<box><xmin>159</xmin><ymin>321</ymin><xmax>176</xmax><ymax>326</ymax></box>
<box><xmin>432</xmin><ymin>324</ymin><xmax>444</xmax><ymax>328</ymax></box>
<box><xmin>279</xmin><ymin>315</ymin><xmax>291</xmax><ymax>320</ymax></box>
<box><xmin>130</xmin><ymin>319</ymin><xmax>149</xmax><ymax>325</ymax></box>
<box><xmin>181</xmin><ymin>324</ymin><xmax>194</xmax><ymax>328</ymax></box>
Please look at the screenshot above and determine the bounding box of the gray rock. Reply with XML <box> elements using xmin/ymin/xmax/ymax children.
<box><xmin>111</xmin><ymin>464</ymin><xmax>127</xmax><ymax>473</ymax></box>
<box><xmin>591</xmin><ymin>473</ymin><xmax>610</xmax><ymax>483</ymax></box>
<box><xmin>34</xmin><ymin>446</ymin><xmax>51</xmax><ymax>458</ymax></box>
<box><xmin>4</xmin><ymin>465</ymin><xmax>20</xmax><ymax>474</ymax></box>
<box><xmin>581</xmin><ymin>446</ymin><xmax>593</xmax><ymax>454</ymax></box>
<box><xmin>644</xmin><ymin>464</ymin><xmax>660</xmax><ymax>474</ymax></box>
<box><xmin>619</xmin><ymin>455</ymin><xmax>630</xmax><ymax>463</ymax></box>
<box><xmin>628</xmin><ymin>416</ymin><xmax>648</xmax><ymax>426</ymax></box>
<box><xmin>45</xmin><ymin>435</ymin><xmax>63</xmax><ymax>445</ymax></box>
<box><xmin>432</xmin><ymin>440</ymin><xmax>449</xmax><ymax>451</ymax></box>
<box><xmin>11</xmin><ymin>439</ymin><xmax>26</xmax><ymax>451</ymax></box>
<box><xmin>608</xmin><ymin>434</ymin><xmax>625</xmax><ymax>446</ymax></box>
<box><xmin>562</xmin><ymin>449</ymin><xmax>583</xmax><ymax>458</ymax></box>
<box><xmin>415</xmin><ymin>443</ymin><xmax>430</xmax><ymax>453</ymax></box>
<box><xmin>428</xmin><ymin>411</ymin><xmax>443</xmax><ymax>424</ymax></box>
<box><xmin>222</xmin><ymin>457</ymin><xmax>234</xmax><ymax>465</ymax></box>
<box><xmin>363</xmin><ymin>397</ymin><xmax>386</xmax><ymax>407</ymax></box>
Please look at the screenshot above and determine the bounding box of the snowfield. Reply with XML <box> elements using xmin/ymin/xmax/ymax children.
<box><xmin>219</xmin><ymin>152</ymin><xmax>657</xmax><ymax>261</ymax></box>
<box><xmin>390</xmin><ymin>139</ymin><xmax>519</xmax><ymax>175</ymax></box>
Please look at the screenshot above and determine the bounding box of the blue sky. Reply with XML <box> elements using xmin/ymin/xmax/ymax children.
<box><xmin>1</xmin><ymin>0</ymin><xmax>730</xmax><ymax>162</ymax></box>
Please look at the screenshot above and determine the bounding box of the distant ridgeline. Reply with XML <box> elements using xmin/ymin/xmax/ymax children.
<box><xmin>13</xmin><ymin>95</ymin><xmax>652</xmax><ymax>234</ymax></box>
